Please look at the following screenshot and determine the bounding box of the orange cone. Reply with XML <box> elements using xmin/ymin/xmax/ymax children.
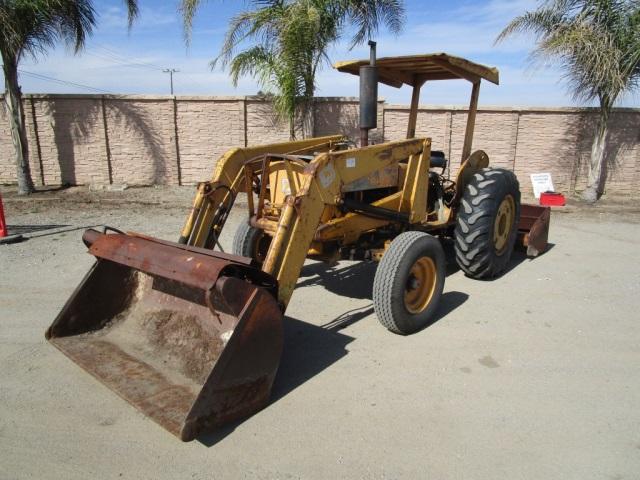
<box><xmin>0</xmin><ymin>192</ymin><xmax>25</xmax><ymax>245</ymax></box>
<box><xmin>0</xmin><ymin>192</ymin><xmax>7</xmax><ymax>238</ymax></box>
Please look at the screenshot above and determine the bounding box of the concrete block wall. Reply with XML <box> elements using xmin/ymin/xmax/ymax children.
<box><xmin>0</xmin><ymin>94</ymin><xmax>638</xmax><ymax>197</ymax></box>
<box><xmin>385</xmin><ymin>105</ymin><xmax>639</xmax><ymax>197</ymax></box>
<box><xmin>36</xmin><ymin>96</ymin><xmax>110</xmax><ymax>185</ymax></box>
<box><xmin>105</xmin><ymin>98</ymin><xmax>175</xmax><ymax>185</ymax></box>
<box><xmin>514</xmin><ymin>111</ymin><xmax>587</xmax><ymax>196</ymax></box>
<box><xmin>176</xmin><ymin>98</ymin><xmax>244</xmax><ymax>184</ymax></box>
<box><xmin>0</xmin><ymin>102</ymin><xmax>16</xmax><ymax>181</ymax></box>
<box><xmin>315</xmin><ymin>98</ymin><xmax>384</xmax><ymax>143</ymax></box>
<box><xmin>246</xmin><ymin>99</ymin><xmax>291</xmax><ymax>146</ymax></box>
<box><xmin>511</xmin><ymin>109</ymin><xmax>639</xmax><ymax>197</ymax></box>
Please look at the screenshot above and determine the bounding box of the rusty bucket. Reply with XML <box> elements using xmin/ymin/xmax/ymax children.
<box><xmin>46</xmin><ymin>229</ymin><xmax>283</xmax><ymax>441</ymax></box>
<box><xmin>517</xmin><ymin>204</ymin><xmax>551</xmax><ymax>257</ymax></box>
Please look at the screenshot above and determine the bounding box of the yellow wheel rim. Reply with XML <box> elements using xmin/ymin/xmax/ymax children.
<box><xmin>493</xmin><ymin>194</ymin><xmax>515</xmax><ymax>255</ymax></box>
<box><xmin>404</xmin><ymin>256</ymin><xmax>437</xmax><ymax>314</ymax></box>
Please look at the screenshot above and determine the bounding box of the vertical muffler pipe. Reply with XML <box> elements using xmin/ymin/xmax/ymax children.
<box><xmin>359</xmin><ymin>41</ymin><xmax>378</xmax><ymax>147</ymax></box>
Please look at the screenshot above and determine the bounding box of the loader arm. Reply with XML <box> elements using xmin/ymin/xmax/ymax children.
<box><xmin>261</xmin><ymin>138</ymin><xmax>430</xmax><ymax>307</ymax></box>
<box><xmin>179</xmin><ymin>135</ymin><xmax>345</xmax><ymax>247</ymax></box>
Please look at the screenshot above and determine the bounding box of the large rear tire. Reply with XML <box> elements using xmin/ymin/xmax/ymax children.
<box><xmin>454</xmin><ymin>168</ymin><xmax>521</xmax><ymax>278</ymax></box>
<box><xmin>232</xmin><ymin>221</ymin><xmax>270</xmax><ymax>263</ymax></box>
<box><xmin>373</xmin><ymin>231</ymin><xmax>445</xmax><ymax>335</ymax></box>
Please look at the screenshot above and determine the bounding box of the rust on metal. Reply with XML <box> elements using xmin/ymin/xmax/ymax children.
<box><xmin>46</xmin><ymin>229</ymin><xmax>283</xmax><ymax>441</ymax></box>
<box><xmin>517</xmin><ymin>204</ymin><xmax>551</xmax><ymax>257</ymax></box>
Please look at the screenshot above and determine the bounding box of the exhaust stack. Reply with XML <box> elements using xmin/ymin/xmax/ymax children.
<box><xmin>359</xmin><ymin>41</ymin><xmax>378</xmax><ymax>147</ymax></box>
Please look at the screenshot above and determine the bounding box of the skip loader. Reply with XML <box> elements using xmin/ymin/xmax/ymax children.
<box><xmin>46</xmin><ymin>43</ymin><xmax>550</xmax><ymax>441</ymax></box>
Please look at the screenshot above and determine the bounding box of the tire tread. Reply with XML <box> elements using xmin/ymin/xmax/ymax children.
<box><xmin>373</xmin><ymin>232</ymin><xmax>445</xmax><ymax>335</ymax></box>
<box><xmin>233</xmin><ymin>221</ymin><xmax>261</xmax><ymax>258</ymax></box>
<box><xmin>454</xmin><ymin>167</ymin><xmax>521</xmax><ymax>279</ymax></box>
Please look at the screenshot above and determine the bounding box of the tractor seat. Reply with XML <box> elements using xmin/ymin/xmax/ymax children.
<box><xmin>430</xmin><ymin>151</ymin><xmax>447</xmax><ymax>169</ymax></box>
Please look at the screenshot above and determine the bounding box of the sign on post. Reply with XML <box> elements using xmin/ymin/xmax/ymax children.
<box><xmin>530</xmin><ymin>173</ymin><xmax>554</xmax><ymax>199</ymax></box>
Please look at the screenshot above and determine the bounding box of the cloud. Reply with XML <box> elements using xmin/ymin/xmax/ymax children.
<box><xmin>19</xmin><ymin>47</ymin><xmax>256</xmax><ymax>95</ymax></box>
<box><xmin>13</xmin><ymin>0</ymin><xmax>634</xmax><ymax>107</ymax></box>
<box><xmin>313</xmin><ymin>63</ymin><xmax>570</xmax><ymax>106</ymax></box>
<box><xmin>192</xmin><ymin>26</ymin><xmax>228</xmax><ymax>36</ymax></box>
<box><xmin>99</xmin><ymin>5</ymin><xmax>176</xmax><ymax>31</ymax></box>
<box><xmin>310</xmin><ymin>0</ymin><xmax>574</xmax><ymax>105</ymax></box>
<box><xmin>454</xmin><ymin>0</ymin><xmax>539</xmax><ymax>23</ymax></box>
<box><xmin>328</xmin><ymin>0</ymin><xmax>538</xmax><ymax>59</ymax></box>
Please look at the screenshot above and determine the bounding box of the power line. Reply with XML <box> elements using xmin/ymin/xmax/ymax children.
<box><xmin>88</xmin><ymin>43</ymin><xmax>213</xmax><ymax>93</ymax></box>
<box><xmin>91</xmin><ymin>43</ymin><xmax>167</xmax><ymax>71</ymax></box>
<box><xmin>96</xmin><ymin>44</ymin><xmax>167</xmax><ymax>70</ymax></box>
<box><xmin>84</xmin><ymin>51</ymin><xmax>164</xmax><ymax>72</ymax></box>
<box><xmin>11</xmin><ymin>43</ymin><xmax>214</xmax><ymax>94</ymax></box>
<box><xmin>17</xmin><ymin>69</ymin><xmax>111</xmax><ymax>93</ymax></box>
<box><xmin>181</xmin><ymin>72</ymin><xmax>214</xmax><ymax>92</ymax></box>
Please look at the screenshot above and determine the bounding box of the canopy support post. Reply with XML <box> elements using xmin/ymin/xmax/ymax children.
<box><xmin>461</xmin><ymin>80</ymin><xmax>480</xmax><ymax>162</ymax></box>
<box><xmin>406</xmin><ymin>79</ymin><xmax>425</xmax><ymax>139</ymax></box>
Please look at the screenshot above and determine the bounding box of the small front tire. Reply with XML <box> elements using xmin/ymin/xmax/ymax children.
<box><xmin>232</xmin><ymin>221</ymin><xmax>270</xmax><ymax>263</ymax></box>
<box><xmin>373</xmin><ymin>231</ymin><xmax>445</xmax><ymax>335</ymax></box>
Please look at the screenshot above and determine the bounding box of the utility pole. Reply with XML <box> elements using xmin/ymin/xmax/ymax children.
<box><xmin>162</xmin><ymin>68</ymin><xmax>179</xmax><ymax>95</ymax></box>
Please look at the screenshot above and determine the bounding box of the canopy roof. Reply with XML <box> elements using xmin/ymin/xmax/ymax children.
<box><xmin>333</xmin><ymin>53</ymin><xmax>499</xmax><ymax>88</ymax></box>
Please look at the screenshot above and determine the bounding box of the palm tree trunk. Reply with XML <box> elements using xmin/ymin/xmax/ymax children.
<box><xmin>300</xmin><ymin>105</ymin><xmax>313</xmax><ymax>138</ymax></box>
<box><xmin>297</xmin><ymin>72</ymin><xmax>315</xmax><ymax>140</ymax></box>
<box><xmin>289</xmin><ymin>116</ymin><xmax>296</xmax><ymax>141</ymax></box>
<box><xmin>3</xmin><ymin>57</ymin><xmax>34</xmax><ymax>195</ymax></box>
<box><xmin>582</xmin><ymin>107</ymin><xmax>609</xmax><ymax>203</ymax></box>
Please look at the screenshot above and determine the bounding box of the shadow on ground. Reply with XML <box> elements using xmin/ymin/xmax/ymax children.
<box><xmin>197</xmin><ymin>240</ymin><xmax>540</xmax><ymax>446</ymax></box>
<box><xmin>465</xmin><ymin>242</ymin><xmax>555</xmax><ymax>280</ymax></box>
<box><xmin>35</xmin><ymin>185</ymin><xmax>72</xmax><ymax>193</ymax></box>
<box><xmin>197</xmin><ymin>315</ymin><xmax>355</xmax><ymax>447</ymax></box>
<box><xmin>6</xmin><ymin>224</ymin><xmax>70</xmax><ymax>235</ymax></box>
<box><xmin>441</xmin><ymin>238</ymin><xmax>554</xmax><ymax>280</ymax></box>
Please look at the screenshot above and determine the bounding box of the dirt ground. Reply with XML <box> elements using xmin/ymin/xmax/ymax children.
<box><xmin>1</xmin><ymin>186</ymin><xmax>639</xmax><ymax>480</ymax></box>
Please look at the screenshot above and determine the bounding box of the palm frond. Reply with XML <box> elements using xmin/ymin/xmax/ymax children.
<box><xmin>496</xmin><ymin>0</ymin><xmax>640</xmax><ymax>107</ymax></box>
<box><xmin>226</xmin><ymin>45</ymin><xmax>275</xmax><ymax>87</ymax></box>
<box><xmin>179</xmin><ymin>0</ymin><xmax>203</xmax><ymax>45</ymax></box>
<box><xmin>124</xmin><ymin>0</ymin><xmax>139</xmax><ymax>30</ymax></box>
<box><xmin>342</xmin><ymin>0</ymin><xmax>405</xmax><ymax>47</ymax></box>
<box><xmin>495</xmin><ymin>7</ymin><xmax>565</xmax><ymax>44</ymax></box>
<box><xmin>191</xmin><ymin>0</ymin><xmax>405</xmax><ymax>130</ymax></box>
<box><xmin>1</xmin><ymin>0</ymin><xmax>97</xmax><ymax>61</ymax></box>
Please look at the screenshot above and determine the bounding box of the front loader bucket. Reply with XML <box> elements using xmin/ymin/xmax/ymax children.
<box><xmin>517</xmin><ymin>204</ymin><xmax>551</xmax><ymax>257</ymax></box>
<box><xmin>46</xmin><ymin>229</ymin><xmax>283</xmax><ymax>441</ymax></box>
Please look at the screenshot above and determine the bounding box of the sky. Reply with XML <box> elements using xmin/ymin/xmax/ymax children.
<box><xmin>14</xmin><ymin>0</ymin><xmax>638</xmax><ymax>107</ymax></box>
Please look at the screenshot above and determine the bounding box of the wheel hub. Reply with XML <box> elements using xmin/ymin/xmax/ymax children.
<box><xmin>493</xmin><ymin>194</ymin><xmax>515</xmax><ymax>255</ymax></box>
<box><xmin>404</xmin><ymin>256</ymin><xmax>437</xmax><ymax>314</ymax></box>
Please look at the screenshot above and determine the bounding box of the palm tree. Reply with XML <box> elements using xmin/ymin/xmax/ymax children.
<box><xmin>1</xmin><ymin>0</ymin><xmax>139</xmax><ymax>195</ymax></box>
<box><xmin>497</xmin><ymin>0</ymin><xmax>640</xmax><ymax>202</ymax></box>
<box><xmin>181</xmin><ymin>0</ymin><xmax>405</xmax><ymax>139</ymax></box>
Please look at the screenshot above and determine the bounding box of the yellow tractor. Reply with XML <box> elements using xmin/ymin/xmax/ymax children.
<box><xmin>46</xmin><ymin>44</ymin><xmax>550</xmax><ymax>441</ymax></box>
